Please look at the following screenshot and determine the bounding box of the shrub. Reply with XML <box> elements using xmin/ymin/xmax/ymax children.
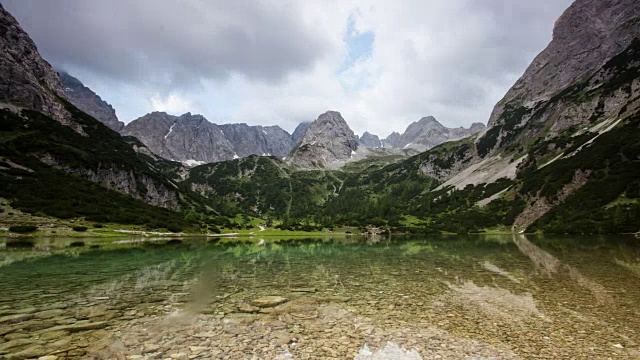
<box><xmin>72</xmin><ymin>226</ymin><xmax>88</xmax><ymax>232</ymax></box>
<box><xmin>92</xmin><ymin>223</ymin><xmax>104</xmax><ymax>228</ymax></box>
<box><xmin>8</xmin><ymin>225</ymin><xmax>37</xmax><ymax>233</ymax></box>
<box><xmin>167</xmin><ymin>224</ymin><xmax>183</xmax><ymax>233</ymax></box>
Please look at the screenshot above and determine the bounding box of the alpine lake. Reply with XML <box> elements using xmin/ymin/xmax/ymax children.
<box><xmin>0</xmin><ymin>234</ymin><xmax>639</xmax><ymax>359</ymax></box>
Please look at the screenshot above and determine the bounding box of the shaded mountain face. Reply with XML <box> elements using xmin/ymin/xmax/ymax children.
<box><xmin>59</xmin><ymin>71</ymin><xmax>124</xmax><ymax>132</ymax></box>
<box><xmin>0</xmin><ymin>5</ymin><xmax>184</xmax><ymax>218</ymax></box>
<box><xmin>383</xmin><ymin>116</ymin><xmax>486</xmax><ymax>151</ymax></box>
<box><xmin>291</xmin><ymin>121</ymin><xmax>311</xmax><ymax>144</ymax></box>
<box><xmin>219</xmin><ymin>123</ymin><xmax>293</xmax><ymax>158</ymax></box>
<box><xmin>359</xmin><ymin>132</ymin><xmax>382</xmax><ymax>148</ymax></box>
<box><xmin>484</xmin><ymin>0</ymin><xmax>640</xmax><ymax>152</ymax></box>
<box><xmin>0</xmin><ymin>4</ymin><xmax>75</xmax><ymax>131</ymax></box>
<box><xmin>288</xmin><ymin>111</ymin><xmax>359</xmax><ymax>168</ymax></box>
<box><xmin>402</xmin><ymin>0</ymin><xmax>640</xmax><ymax>232</ymax></box>
<box><xmin>2</xmin><ymin>0</ymin><xmax>638</xmax><ymax>236</ymax></box>
<box><xmin>414</xmin><ymin>0</ymin><xmax>640</xmax><ymax>182</ymax></box>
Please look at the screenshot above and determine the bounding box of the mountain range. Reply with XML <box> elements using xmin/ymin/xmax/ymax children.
<box><xmin>0</xmin><ymin>0</ymin><xmax>638</xmax><ymax>235</ymax></box>
<box><xmin>58</xmin><ymin>72</ymin><xmax>487</xmax><ymax>166</ymax></box>
<box><xmin>380</xmin><ymin>117</ymin><xmax>486</xmax><ymax>151</ymax></box>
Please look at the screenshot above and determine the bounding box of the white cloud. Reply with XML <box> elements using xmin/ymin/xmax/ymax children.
<box><xmin>5</xmin><ymin>0</ymin><xmax>574</xmax><ymax>137</ymax></box>
<box><xmin>150</xmin><ymin>94</ymin><xmax>193</xmax><ymax>115</ymax></box>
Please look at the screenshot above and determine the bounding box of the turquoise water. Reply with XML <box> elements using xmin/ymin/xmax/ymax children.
<box><xmin>0</xmin><ymin>235</ymin><xmax>639</xmax><ymax>359</ymax></box>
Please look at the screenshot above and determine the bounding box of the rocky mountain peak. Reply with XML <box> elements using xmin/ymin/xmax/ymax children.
<box><xmin>219</xmin><ymin>122</ymin><xmax>293</xmax><ymax>158</ymax></box>
<box><xmin>0</xmin><ymin>4</ymin><xmax>76</xmax><ymax>131</ymax></box>
<box><xmin>417</xmin><ymin>116</ymin><xmax>441</xmax><ymax>126</ymax></box>
<box><xmin>179</xmin><ymin>112</ymin><xmax>204</xmax><ymax>120</ymax></box>
<box><xmin>122</xmin><ymin>112</ymin><xmax>235</xmax><ymax>164</ymax></box>
<box><xmin>488</xmin><ymin>0</ymin><xmax>640</xmax><ymax>128</ymax></box>
<box><xmin>469</xmin><ymin>122</ymin><xmax>487</xmax><ymax>132</ymax></box>
<box><xmin>359</xmin><ymin>131</ymin><xmax>382</xmax><ymax>149</ymax></box>
<box><xmin>123</xmin><ymin>112</ymin><xmax>296</xmax><ymax>164</ymax></box>
<box><xmin>317</xmin><ymin>110</ymin><xmax>348</xmax><ymax>127</ymax></box>
<box><xmin>291</xmin><ymin>121</ymin><xmax>311</xmax><ymax>144</ymax></box>
<box><xmin>384</xmin><ymin>116</ymin><xmax>485</xmax><ymax>151</ymax></box>
<box><xmin>288</xmin><ymin>111</ymin><xmax>359</xmax><ymax>168</ymax></box>
<box><xmin>59</xmin><ymin>71</ymin><xmax>124</xmax><ymax>132</ymax></box>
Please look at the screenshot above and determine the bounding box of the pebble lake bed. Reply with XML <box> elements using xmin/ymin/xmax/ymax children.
<box><xmin>0</xmin><ymin>234</ymin><xmax>639</xmax><ymax>359</ymax></box>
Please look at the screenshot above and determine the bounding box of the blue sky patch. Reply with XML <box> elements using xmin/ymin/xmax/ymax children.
<box><xmin>339</xmin><ymin>14</ymin><xmax>375</xmax><ymax>73</ymax></box>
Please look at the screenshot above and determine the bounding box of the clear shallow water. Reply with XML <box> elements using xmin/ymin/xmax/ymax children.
<box><xmin>0</xmin><ymin>234</ymin><xmax>639</xmax><ymax>359</ymax></box>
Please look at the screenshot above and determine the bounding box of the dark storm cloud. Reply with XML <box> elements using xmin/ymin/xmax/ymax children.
<box><xmin>3</xmin><ymin>0</ymin><xmax>332</xmax><ymax>89</ymax></box>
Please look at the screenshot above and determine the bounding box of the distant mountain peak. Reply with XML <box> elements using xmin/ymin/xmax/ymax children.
<box><xmin>291</xmin><ymin>121</ymin><xmax>312</xmax><ymax>144</ymax></box>
<box><xmin>418</xmin><ymin>116</ymin><xmax>439</xmax><ymax>124</ymax></box>
<box><xmin>58</xmin><ymin>71</ymin><xmax>124</xmax><ymax>132</ymax></box>
<box><xmin>122</xmin><ymin>112</ymin><xmax>295</xmax><ymax>164</ymax></box>
<box><xmin>288</xmin><ymin>111</ymin><xmax>358</xmax><ymax>168</ymax></box>
<box><xmin>383</xmin><ymin>116</ymin><xmax>485</xmax><ymax>150</ymax></box>
<box><xmin>359</xmin><ymin>131</ymin><xmax>382</xmax><ymax>149</ymax></box>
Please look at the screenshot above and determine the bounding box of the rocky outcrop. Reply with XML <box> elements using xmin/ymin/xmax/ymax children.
<box><xmin>514</xmin><ymin>169</ymin><xmax>591</xmax><ymax>231</ymax></box>
<box><xmin>417</xmin><ymin>0</ymin><xmax>640</xmax><ymax>181</ymax></box>
<box><xmin>219</xmin><ymin>123</ymin><xmax>293</xmax><ymax>158</ymax></box>
<box><xmin>0</xmin><ymin>4</ymin><xmax>77</xmax><ymax>132</ymax></box>
<box><xmin>59</xmin><ymin>71</ymin><xmax>124</xmax><ymax>131</ymax></box>
<box><xmin>0</xmin><ymin>5</ymin><xmax>183</xmax><ymax>211</ymax></box>
<box><xmin>358</xmin><ymin>132</ymin><xmax>382</xmax><ymax>148</ymax></box>
<box><xmin>382</xmin><ymin>132</ymin><xmax>401</xmax><ymax>148</ymax></box>
<box><xmin>384</xmin><ymin>116</ymin><xmax>486</xmax><ymax>151</ymax></box>
<box><xmin>291</xmin><ymin>122</ymin><xmax>311</xmax><ymax>144</ymax></box>
<box><xmin>122</xmin><ymin>112</ymin><xmax>236</xmax><ymax>164</ymax></box>
<box><xmin>287</xmin><ymin>111</ymin><xmax>359</xmax><ymax>168</ymax></box>
<box><xmin>33</xmin><ymin>152</ymin><xmax>180</xmax><ymax>209</ymax></box>
<box><xmin>123</xmin><ymin>112</ymin><xmax>299</xmax><ymax>164</ymax></box>
<box><xmin>484</xmin><ymin>0</ymin><xmax>640</xmax><ymax>152</ymax></box>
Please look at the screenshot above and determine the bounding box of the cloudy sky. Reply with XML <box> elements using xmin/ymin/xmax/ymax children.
<box><xmin>4</xmin><ymin>0</ymin><xmax>573</xmax><ymax>137</ymax></box>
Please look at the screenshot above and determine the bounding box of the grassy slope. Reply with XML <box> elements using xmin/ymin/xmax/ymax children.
<box><xmin>0</xmin><ymin>107</ymin><xmax>190</xmax><ymax>230</ymax></box>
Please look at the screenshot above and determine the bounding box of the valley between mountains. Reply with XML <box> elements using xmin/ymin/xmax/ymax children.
<box><xmin>1</xmin><ymin>0</ymin><xmax>639</xmax><ymax>237</ymax></box>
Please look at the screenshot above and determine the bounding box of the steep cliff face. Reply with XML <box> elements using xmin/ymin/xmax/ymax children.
<box><xmin>123</xmin><ymin>113</ymin><xmax>297</xmax><ymax>163</ymax></box>
<box><xmin>0</xmin><ymin>6</ymin><xmax>182</xmax><ymax>213</ymax></box>
<box><xmin>122</xmin><ymin>112</ymin><xmax>236</xmax><ymax>164</ymax></box>
<box><xmin>416</xmin><ymin>0</ymin><xmax>640</xmax><ymax>182</ymax></box>
<box><xmin>359</xmin><ymin>132</ymin><xmax>382</xmax><ymax>148</ymax></box>
<box><xmin>291</xmin><ymin>122</ymin><xmax>311</xmax><ymax>145</ymax></box>
<box><xmin>483</xmin><ymin>0</ymin><xmax>640</xmax><ymax>154</ymax></box>
<box><xmin>382</xmin><ymin>132</ymin><xmax>401</xmax><ymax>148</ymax></box>
<box><xmin>59</xmin><ymin>71</ymin><xmax>124</xmax><ymax>132</ymax></box>
<box><xmin>219</xmin><ymin>123</ymin><xmax>293</xmax><ymax>158</ymax></box>
<box><xmin>384</xmin><ymin>116</ymin><xmax>486</xmax><ymax>151</ymax></box>
<box><xmin>288</xmin><ymin>111</ymin><xmax>359</xmax><ymax>168</ymax></box>
<box><xmin>0</xmin><ymin>107</ymin><xmax>182</xmax><ymax>211</ymax></box>
<box><xmin>0</xmin><ymin>4</ymin><xmax>77</xmax><ymax>132</ymax></box>
<box><xmin>34</xmin><ymin>152</ymin><xmax>179</xmax><ymax>209</ymax></box>
<box><xmin>402</xmin><ymin>0</ymin><xmax>640</xmax><ymax>233</ymax></box>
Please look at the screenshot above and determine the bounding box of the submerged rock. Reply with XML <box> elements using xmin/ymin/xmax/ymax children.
<box><xmin>33</xmin><ymin>309</ymin><xmax>65</xmax><ymax>319</ymax></box>
<box><xmin>355</xmin><ymin>342</ymin><xmax>422</xmax><ymax>360</ymax></box>
<box><xmin>5</xmin><ymin>345</ymin><xmax>48</xmax><ymax>360</ymax></box>
<box><xmin>38</xmin><ymin>321</ymin><xmax>108</xmax><ymax>334</ymax></box>
<box><xmin>0</xmin><ymin>313</ymin><xmax>34</xmax><ymax>324</ymax></box>
<box><xmin>250</xmin><ymin>296</ymin><xmax>288</xmax><ymax>308</ymax></box>
<box><xmin>237</xmin><ymin>303</ymin><xmax>260</xmax><ymax>313</ymax></box>
<box><xmin>290</xmin><ymin>287</ymin><xmax>316</xmax><ymax>293</ymax></box>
